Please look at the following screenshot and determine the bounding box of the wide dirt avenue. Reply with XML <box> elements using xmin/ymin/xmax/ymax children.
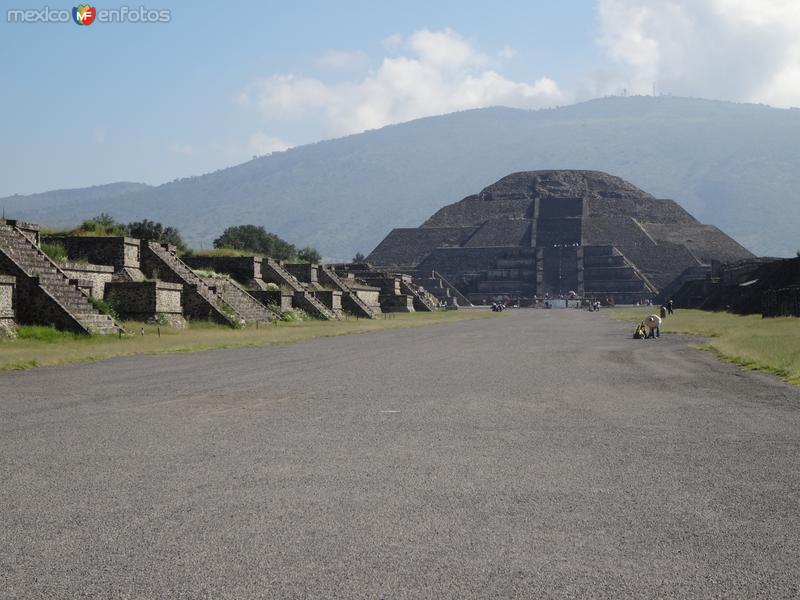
<box><xmin>2</xmin><ymin>310</ymin><xmax>799</xmax><ymax>598</ymax></box>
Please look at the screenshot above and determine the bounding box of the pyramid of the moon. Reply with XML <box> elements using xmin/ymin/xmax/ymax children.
<box><xmin>366</xmin><ymin>170</ymin><xmax>753</xmax><ymax>304</ymax></box>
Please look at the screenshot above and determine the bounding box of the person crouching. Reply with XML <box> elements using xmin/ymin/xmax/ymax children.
<box><xmin>644</xmin><ymin>314</ymin><xmax>662</xmax><ymax>338</ymax></box>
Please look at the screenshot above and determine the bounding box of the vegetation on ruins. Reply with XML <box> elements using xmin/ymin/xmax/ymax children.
<box><xmin>44</xmin><ymin>214</ymin><xmax>188</xmax><ymax>253</ymax></box>
<box><xmin>40</xmin><ymin>241</ymin><xmax>67</xmax><ymax>263</ymax></box>
<box><xmin>90</xmin><ymin>294</ymin><xmax>121</xmax><ymax>322</ymax></box>
<box><xmin>297</xmin><ymin>246</ymin><xmax>322</xmax><ymax>264</ymax></box>
<box><xmin>126</xmin><ymin>219</ymin><xmax>187</xmax><ymax>252</ymax></box>
<box><xmin>211</xmin><ymin>224</ymin><xmax>322</xmax><ymax>263</ymax></box>
<box><xmin>353</xmin><ymin>252</ymin><xmax>366</xmax><ymax>262</ymax></box>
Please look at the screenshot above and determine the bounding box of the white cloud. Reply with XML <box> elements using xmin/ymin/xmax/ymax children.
<box><xmin>315</xmin><ymin>50</ymin><xmax>368</xmax><ymax>69</ymax></box>
<box><xmin>596</xmin><ymin>0</ymin><xmax>800</xmax><ymax>106</ymax></box>
<box><xmin>240</xmin><ymin>28</ymin><xmax>568</xmax><ymax>136</ymax></box>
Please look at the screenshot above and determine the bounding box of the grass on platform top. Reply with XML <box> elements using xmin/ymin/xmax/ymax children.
<box><xmin>611</xmin><ymin>307</ymin><xmax>800</xmax><ymax>384</ymax></box>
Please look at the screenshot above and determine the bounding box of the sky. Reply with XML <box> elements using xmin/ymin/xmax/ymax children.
<box><xmin>2</xmin><ymin>0</ymin><xmax>799</xmax><ymax>197</ymax></box>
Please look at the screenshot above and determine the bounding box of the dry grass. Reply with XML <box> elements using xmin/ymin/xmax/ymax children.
<box><xmin>0</xmin><ymin>310</ymin><xmax>493</xmax><ymax>372</ymax></box>
<box><xmin>610</xmin><ymin>307</ymin><xmax>800</xmax><ymax>384</ymax></box>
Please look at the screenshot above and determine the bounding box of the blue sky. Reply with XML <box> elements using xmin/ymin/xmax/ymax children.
<box><xmin>2</xmin><ymin>0</ymin><xmax>798</xmax><ymax>196</ymax></box>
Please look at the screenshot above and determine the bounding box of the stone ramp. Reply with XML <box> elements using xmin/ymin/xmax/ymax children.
<box><xmin>0</xmin><ymin>223</ymin><xmax>122</xmax><ymax>334</ymax></box>
<box><xmin>203</xmin><ymin>276</ymin><xmax>278</xmax><ymax>323</ymax></box>
<box><xmin>142</xmin><ymin>242</ymin><xmax>244</xmax><ymax>327</ymax></box>
<box><xmin>319</xmin><ymin>266</ymin><xmax>378</xmax><ymax>318</ymax></box>
<box><xmin>262</xmin><ymin>260</ymin><xmax>337</xmax><ymax>320</ymax></box>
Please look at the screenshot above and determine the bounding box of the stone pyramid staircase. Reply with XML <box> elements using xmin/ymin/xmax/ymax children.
<box><xmin>142</xmin><ymin>242</ymin><xmax>245</xmax><ymax>327</ymax></box>
<box><xmin>319</xmin><ymin>266</ymin><xmax>378</xmax><ymax>318</ymax></box>
<box><xmin>202</xmin><ymin>276</ymin><xmax>278</xmax><ymax>323</ymax></box>
<box><xmin>399</xmin><ymin>278</ymin><xmax>437</xmax><ymax>311</ymax></box>
<box><xmin>262</xmin><ymin>259</ymin><xmax>337</xmax><ymax>320</ymax></box>
<box><xmin>0</xmin><ymin>222</ymin><xmax>122</xmax><ymax>334</ymax></box>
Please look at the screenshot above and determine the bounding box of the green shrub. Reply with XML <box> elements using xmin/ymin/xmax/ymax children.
<box><xmin>279</xmin><ymin>308</ymin><xmax>311</xmax><ymax>322</ymax></box>
<box><xmin>91</xmin><ymin>297</ymin><xmax>120</xmax><ymax>321</ymax></box>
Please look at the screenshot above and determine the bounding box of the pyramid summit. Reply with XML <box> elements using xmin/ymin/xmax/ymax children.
<box><xmin>367</xmin><ymin>170</ymin><xmax>753</xmax><ymax>303</ymax></box>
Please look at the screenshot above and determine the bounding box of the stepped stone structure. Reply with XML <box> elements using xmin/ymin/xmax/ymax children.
<box><xmin>42</xmin><ymin>236</ymin><xmax>145</xmax><ymax>281</ymax></box>
<box><xmin>140</xmin><ymin>242</ymin><xmax>253</xmax><ymax>327</ymax></box>
<box><xmin>0</xmin><ymin>220</ymin><xmax>123</xmax><ymax>334</ymax></box>
<box><xmin>367</xmin><ymin>170</ymin><xmax>754</xmax><ymax>304</ymax></box>
<box><xmin>0</xmin><ymin>275</ymin><xmax>16</xmax><ymax>337</ymax></box>
<box><xmin>185</xmin><ymin>255</ymin><xmax>355</xmax><ymax>320</ymax></box>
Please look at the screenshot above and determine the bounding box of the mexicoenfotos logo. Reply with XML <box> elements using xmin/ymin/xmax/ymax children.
<box><xmin>72</xmin><ymin>4</ymin><xmax>95</xmax><ymax>25</ymax></box>
<box><xmin>6</xmin><ymin>5</ymin><xmax>171</xmax><ymax>24</ymax></box>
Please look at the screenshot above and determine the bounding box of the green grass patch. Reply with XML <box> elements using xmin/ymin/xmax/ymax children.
<box><xmin>40</xmin><ymin>241</ymin><xmax>67</xmax><ymax>263</ymax></box>
<box><xmin>610</xmin><ymin>307</ymin><xmax>800</xmax><ymax>384</ymax></box>
<box><xmin>0</xmin><ymin>310</ymin><xmax>493</xmax><ymax>372</ymax></box>
<box><xmin>15</xmin><ymin>325</ymin><xmax>87</xmax><ymax>342</ymax></box>
<box><xmin>189</xmin><ymin>248</ymin><xmax>259</xmax><ymax>258</ymax></box>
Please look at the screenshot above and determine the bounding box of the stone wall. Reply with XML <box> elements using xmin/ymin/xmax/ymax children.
<box><xmin>250</xmin><ymin>290</ymin><xmax>293</xmax><ymax>312</ymax></box>
<box><xmin>314</xmin><ymin>290</ymin><xmax>342</xmax><ymax>316</ymax></box>
<box><xmin>284</xmin><ymin>263</ymin><xmax>318</xmax><ymax>284</ymax></box>
<box><xmin>183</xmin><ymin>256</ymin><xmax>262</xmax><ymax>286</ymax></box>
<box><xmin>763</xmin><ymin>287</ymin><xmax>800</xmax><ymax>318</ymax></box>
<box><xmin>43</xmin><ymin>236</ymin><xmax>141</xmax><ymax>270</ymax></box>
<box><xmin>105</xmin><ymin>281</ymin><xmax>183</xmax><ymax>323</ymax></box>
<box><xmin>0</xmin><ymin>275</ymin><xmax>16</xmax><ymax>337</ymax></box>
<box><xmin>60</xmin><ymin>262</ymin><xmax>114</xmax><ymax>299</ymax></box>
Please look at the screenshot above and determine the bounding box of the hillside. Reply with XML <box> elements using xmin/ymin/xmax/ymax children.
<box><xmin>2</xmin><ymin>96</ymin><xmax>798</xmax><ymax>260</ymax></box>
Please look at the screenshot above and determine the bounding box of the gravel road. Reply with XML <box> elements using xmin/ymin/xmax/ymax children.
<box><xmin>2</xmin><ymin>310</ymin><xmax>799</xmax><ymax>599</ymax></box>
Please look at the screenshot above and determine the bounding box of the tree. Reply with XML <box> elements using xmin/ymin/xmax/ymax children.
<box><xmin>127</xmin><ymin>219</ymin><xmax>188</xmax><ymax>252</ymax></box>
<box><xmin>352</xmin><ymin>252</ymin><xmax>366</xmax><ymax>262</ymax></box>
<box><xmin>213</xmin><ymin>224</ymin><xmax>296</xmax><ymax>260</ymax></box>
<box><xmin>297</xmin><ymin>246</ymin><xmax>322</xmax><ymax>264</ymax></box>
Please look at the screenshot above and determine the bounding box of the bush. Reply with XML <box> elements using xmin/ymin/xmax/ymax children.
<box><xmin>297</xmin><ymin>246</ymin><xmax>322</xmax><ymax>263</ymax></box>
<box><xmin>127</xmin><ymin>219</ymin><xmax>187</xmax><ymax>252</ymax></box>
<box><xmin>91</xmin><ymin>296</ymin><xmax>120</xmax><ymax>321</ymax></box>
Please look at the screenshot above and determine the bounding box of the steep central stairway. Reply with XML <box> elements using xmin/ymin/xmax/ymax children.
<box><xmin>262</xmin><ymin>259</ymin><xmax>337</xmax><ymax>320</ymax></box>
<box><xmin>0</xmin><ymin>222</ymin><xmax>122</xmax><ymax>334</ymax></box>
<box><xmin>142</xmin><ymin>242</ymin><xmax>245</xmax><ymax>327</ymax></box>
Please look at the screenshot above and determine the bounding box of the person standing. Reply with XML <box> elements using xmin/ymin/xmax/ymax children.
<box><xmin>668</xmin><ymin>299</ymin><xmax>674</xmax><ymax>315</ymax></box>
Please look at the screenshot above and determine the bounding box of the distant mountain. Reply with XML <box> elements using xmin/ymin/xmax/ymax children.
<box><xmin>2</xmin><ymin>96</ymin><xmax>798</xmax><ymax>260</ymax></box>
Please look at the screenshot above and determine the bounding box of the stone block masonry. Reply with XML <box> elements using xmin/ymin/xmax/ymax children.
<box><xmin>0</xmin><ymin>275</ymin><xmax>16</xmax><ymax>337</ymax></box>
<box><xmin>105</xmin><ymin>281</ymin><xmax>184</xmax><ymax>325</ymax></box>
<box><xmin>42</xmin><ymin>236</ymin><xmax>143</xmax><ymax>280</ymax></box>
<box><xmin>60</xmin><ymin>262</ymin><xmax>114</xmax><ymax>299</ymax></box>
<box><xmin>250</xmin><ymin>290</ymin><xmax>293</xmax><ymax>312</ymax></box>
<box><xmin>183</xmin><ymin>256</ymin><xmax>263</xmax><ymax>288</ymax></box>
